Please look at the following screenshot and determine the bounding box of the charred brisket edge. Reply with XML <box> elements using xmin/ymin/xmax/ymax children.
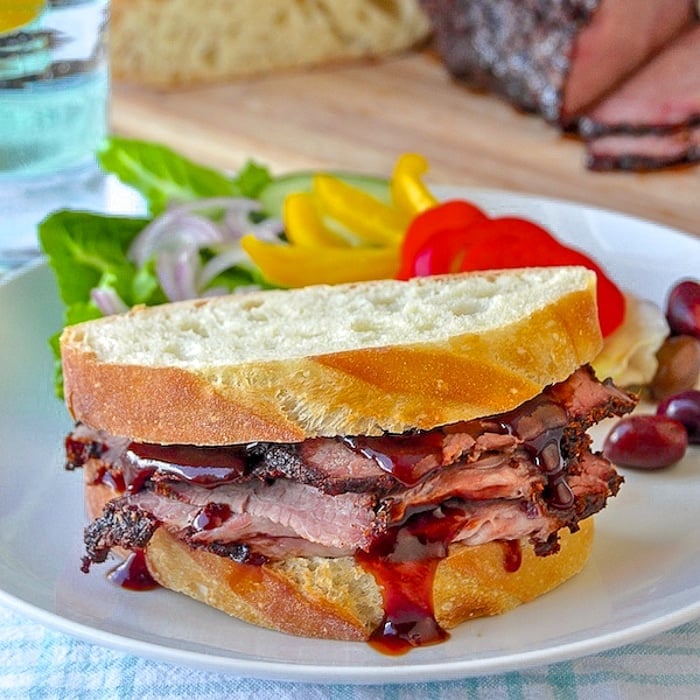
<box><xmin>579</xmin><ymin>114</ymin><xmax>700</xmax><ymax>139</ymax></box>
<box><xmin>586</xmin><ymin>147</ymin><xmax>700</xmax><ymax>172</ymax></box>
<box><xmin>420</xmin><ymin>0</ymin><xmax>602</xmax><ymax>123</ymax></box>
<box><xmin>82</xmin><ymin>501</ymin><xmax>159</xmax><ymax>573</ymax></box>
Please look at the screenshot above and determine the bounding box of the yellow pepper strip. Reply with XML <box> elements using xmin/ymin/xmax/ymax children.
<box><xmin>312</xmin><ymin>174</ymin><xmax>406</xmax><ymax>247</ymax></box>
<box><xmin>391</xmin><ymin>153</ymin><xmax>438</xmax><ymax>218</ymax></box>
<box><xmin>241</xmin><ymin>233</ymin><xmax>399</xmax><ymax>288</ymax></box>
<box><xmin>283</xmin><ymin>192</ymin><xmax>350</xmax><ymax>248</ymax></box>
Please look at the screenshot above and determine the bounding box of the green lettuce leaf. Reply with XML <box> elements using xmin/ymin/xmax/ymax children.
<box><xmin>98</xmin><ymin>137</ymin><xmax>272</xmax><ymax>215</ymax></box>
<box><xmin>39</xmin><ymin>210</ymin><xmax>157</xmax><ymax>307</ymax></box>
<box><xmin>39</xmin><ymin>210</ymin><xmax>157</xmax><ymax>396</ymax></box>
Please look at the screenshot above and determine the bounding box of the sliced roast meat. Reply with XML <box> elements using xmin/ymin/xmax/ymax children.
<box><xmin>208</xmin><ymin>535</ymin><xmax>354</xmax><ymax>561</ymax></box>
<box><xmin>164</xmin><ymin>479</ymin><xmax>379</xmax><ymax>551</ymax></box>
<box><xmin>68</xmin><ymin>367</ymin><xmax>635</xmax><ymax>498</ymax></box>
<box><xmin>74</xmin><ymin>367</ymin><xmax>636</xmax><ymax>570</ymax></box>
<box><xmin>382</xmin><ymin>452</ymin><xmax>543</xmax><ymax>525</ymax></box>
<box><xmin>420</xmin><ymin>0</ymin><xmax>696</xmax><ymax>123</ymax></box>
<box><xmin>579</xmin><ymin>25</ymin><xmax>700</xmax><ymax>136</ymax></box>
<box><xmin>585</xmin><ymin>124</ymin><xmax>700</xmax><ymax>171</ymax></box>
<box><xmin>545</xmin><ymin>366</ymin><xmax>637</xmax><ymax>422</ymax></box>
<box><xmin>450</xmin><ymin>499</ymin><xmax>558</xmax><ymax>549</ymax></box>
<box><xmin>577</xmin><ymin>24</ymin><xmax>700</xmax><ymax>171</ymax></box>
<box><xmin>561</xmin><ymin>0</ymin><xmax>697</xmax><ymax>121</ymax></box>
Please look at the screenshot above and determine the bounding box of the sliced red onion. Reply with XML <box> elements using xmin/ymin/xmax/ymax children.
<box><xmin>129</xmin><ymin>212</ymin><xmax>223</xmax><ymax>267</ymax></box>
<box><xmin>218</xmin><ymin>199</ymin><xmax>283</xmax><ymax>241</ymax></box>
<box><xmin>197</xmin><ymin>244</ymin><xmax>250</xmax><ymax>290</ymax></box>
<box><xmin>90</xmin><ymin>287</ymin><xmax>129</xmax><ymax>316</ymax></box>
<box><xmin>156</xmin><ymin>245</ymin><xmax>200</xmax><ymax>302</ymax></box>
<box><xmin>127</xmin><ymin>196</ymin><xmax>284</xmax><ymax>302</ymax></box>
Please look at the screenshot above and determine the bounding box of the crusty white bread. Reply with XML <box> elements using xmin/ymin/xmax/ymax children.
<box><xmin>61</xmin><ymin>267</ymin><xmax>602</xmax><ymax>445</ymax></box>
<box><xmin>85</xmin><ymin>480</ymin><xmax>594</xmax><ymax>641</ymax></box>
<box><xmin>146</xmin><ymin>521</ymin><xmax>594</xmax><ymax>641</ymax></box>
<box><xmin>111</xmin><ymin>0</ymin><xmax>431</xmax><ymax>88</ymax></box>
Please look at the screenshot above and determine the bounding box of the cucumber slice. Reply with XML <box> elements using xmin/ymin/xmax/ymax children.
<box><xmin>258</xmin><ymin>171</ymin><xmax>391</xmax><ymax>218</ymax></box>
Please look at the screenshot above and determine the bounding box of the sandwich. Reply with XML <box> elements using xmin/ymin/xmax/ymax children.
<box><xmin>60</xmin><ymin>267</ymin><xmax>636</xmax><ymax>651</ymax></box>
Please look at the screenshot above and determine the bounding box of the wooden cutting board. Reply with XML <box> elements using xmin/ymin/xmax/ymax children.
<box><xmin>111</xmin><ymin>51</ymin><xmax>700</xmax><ymax>238</ymax></box>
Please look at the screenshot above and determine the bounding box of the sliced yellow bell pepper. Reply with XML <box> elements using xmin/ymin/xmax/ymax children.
<box><xmin>391</xmin><ymin>153</ymin><xmax>438</xmax><ymax>218</ymax></box>
<box><xmin>283</xmin><ymin>192</ymin><xmax>350</xmax><ymax>248</ymax></box>
<box><xmin>241</xmin><ymin>234</ymin><xmax>399</xmax><ymax>288</ymax></box>
<box><xmin>312</xmin><ymin>174</ymin><xmax>406</xmax><ymax>247</ymax></box>
<box><xmin>242</xmin><ymin>153</ymin><xmax>440</xmax><ymax>288</ymax></box>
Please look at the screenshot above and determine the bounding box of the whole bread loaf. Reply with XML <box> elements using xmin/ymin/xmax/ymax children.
<box><xmin>110</xmin><ymin>0</ymin><xmax>431</xmax><ymax>88</ymax></box>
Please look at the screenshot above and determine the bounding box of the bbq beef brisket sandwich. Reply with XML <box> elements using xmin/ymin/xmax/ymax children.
<box><xmin>60</xmin><ymin>267</ymin><xmax>636</xmax><ymax>650</ymax></box>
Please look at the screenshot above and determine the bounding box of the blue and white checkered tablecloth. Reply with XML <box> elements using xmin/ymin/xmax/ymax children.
<box><xmin>2</xmin><ymin>604</ymin><xmax>698</xmax><ymax>699</ymax></box>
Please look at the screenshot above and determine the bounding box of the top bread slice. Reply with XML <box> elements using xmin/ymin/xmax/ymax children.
<box><xmin>111</xmin><ymin>0</ymin><xmax>431</xmax><ymax>88</ymax></box>
<box><xmin>60</xmin><ymin>267</ymin><xmax>602</xmax><ymax>445</ymax></box>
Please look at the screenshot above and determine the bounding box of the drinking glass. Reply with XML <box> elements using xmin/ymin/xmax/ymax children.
<box><xmin>0</xmin><ymin>0</ymin><xmax>110</xmax><ymax>264</ymax></box>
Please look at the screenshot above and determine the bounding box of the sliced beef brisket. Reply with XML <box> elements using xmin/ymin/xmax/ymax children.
<box><xmin>72</xmin><ymin>367</ymin><xmax>636</xmax><ymax>570</ymax></box>
<box><xmin>579</xmin><ymin>24</ymin><xmax>700</xmax><ymax>170</ymax></box>
<box><xmin>585</xmin><ymin>125</ymin><xmax>700</xmax><ymax>171</ymax></box>
<box><xmin>420</xmin><ymin>0</ymin><xmax>696</xmax><ymax>123</ymax></box>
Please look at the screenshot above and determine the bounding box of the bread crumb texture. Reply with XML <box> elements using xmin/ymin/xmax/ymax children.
<box><xmin>69</xmin><ymin>268</ymin><xmax>595</xmax><ymax>367</ymax></box>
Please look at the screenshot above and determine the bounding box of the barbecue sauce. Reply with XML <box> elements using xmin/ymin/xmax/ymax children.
<box><xmin>342</xmin><ymin>432</ymin><xmax>445</xmax><ymax>486</ymax></box>
<box><xmin>363</xmin><ymin>556</ymin><xmax>448</xmax><ymax>654</ymax></box>
<box><xmin>498</xmin><ymin>398</ymin><xmax>575</xmax><ymax>510</ymax></box>
<box><xmin>356</xmin><ymin>508</ymin><xmax>459</xmax><ymax>654</ymax></box>
<box><xmin>501</xmin><ymin>539</ymin><xmax>522</xmax><ymax>573</ymax></box>
<box><xmin>192</xmin><ymin>503</ymin><xmax>232</xmax><ymax>531</ymax></box>
<box><xmin>107</xmin><ymin>550</ymin><xmax>159</xmax><ymax>591</ymax></box>
<box><xmin>357</xmin><ymin>505</ymin><xmax>526</xmax><ymax>654</ymax></box>
<box><xmin>126</xmin><ymin>443</ymin><xmax>247</xmax><ymax>487</ymax></box>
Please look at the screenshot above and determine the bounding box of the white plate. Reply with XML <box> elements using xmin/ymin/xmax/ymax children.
<box><xmin>0</xmin><ymin>190</ymin><xmax>698</xmax><ymax>684</ymax></box>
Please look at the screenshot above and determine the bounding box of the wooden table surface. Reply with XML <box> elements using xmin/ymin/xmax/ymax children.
<box><xmin>111</xmin><ymin>51</ymin><xmax>700</xmax><ymax>238</ymax></box>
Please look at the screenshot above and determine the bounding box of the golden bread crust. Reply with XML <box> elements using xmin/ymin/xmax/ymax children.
<box><xmin>61</xmin><ymin>270</ymin><xmax>601</xmax><ymax>445</ymax></box>
<box><xmin>140</xmin><ymin>520</ymin><xmax>593</xmax><ymax>641</ymax></box>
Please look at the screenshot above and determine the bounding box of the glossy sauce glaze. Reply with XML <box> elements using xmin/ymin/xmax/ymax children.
<box><xmin>342</xmin><ymin>432</ymin><xmax>445</xmax><ymax>486</ymax></box>
<box><xmin>107</xmin><ymin>550</ymin><xmax>159</xmax><ymax>591</ymax></box>
<box><xmin>356</xmin><ymin>505</ymin><xmax>524</xmax><ymax>654</ymax></box>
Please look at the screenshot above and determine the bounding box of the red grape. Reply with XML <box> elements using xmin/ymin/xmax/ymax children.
<box><xmin>603</xmin><ymin>415</ymin><xmax>688</xmax><ymax>470</ymax></box>
<box><xmin>667</xmin><ymin>280</ymin><xmax>700</xmax><ymax>337</ymax></box>
<box><xmin>657</xmin><ymin>390</ymin><xmax>700</xmax><ymax>444</ymax></box>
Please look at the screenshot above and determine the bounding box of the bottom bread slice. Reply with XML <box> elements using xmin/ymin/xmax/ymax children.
<box><xmin>142</xmin><ymin>519</ymin><xmax>594</xmax><ymax>642</ymax></box>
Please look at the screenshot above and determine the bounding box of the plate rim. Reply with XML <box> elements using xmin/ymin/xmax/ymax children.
<box><xmin>1</xmin><ymin>189</ymin><xmax>699</xmax><ymax>683</ymax></box>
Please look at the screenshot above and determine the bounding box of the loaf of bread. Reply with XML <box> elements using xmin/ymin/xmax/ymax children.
<box><xmin>61</xmin><ymin>267</ymin><xmax>602</xmax><ymax>445</ymax></box>
<box><xmin>110</xmin><ymin>0</ymin><xmax>431</xmax><ymax>88</ymax></box>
